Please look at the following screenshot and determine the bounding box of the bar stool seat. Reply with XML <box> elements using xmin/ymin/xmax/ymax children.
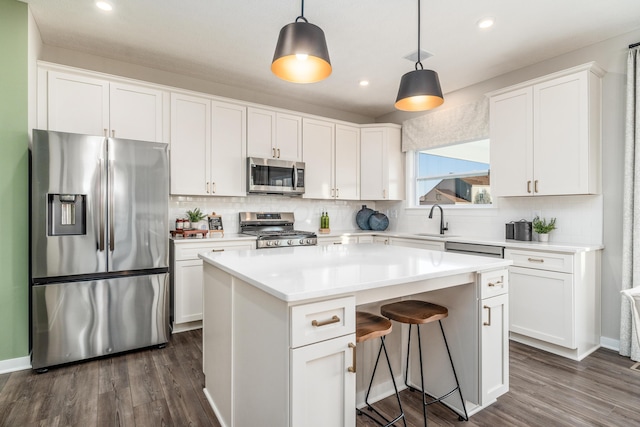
<box><xmin>380</xmin><ymin>300</ymin><xmax>468</xmax><ymax>426</ymax></box>
<box><xmin>355</xmin><ymin>311</ymin><xmax>406</xmax><ymax>427</ymax></box>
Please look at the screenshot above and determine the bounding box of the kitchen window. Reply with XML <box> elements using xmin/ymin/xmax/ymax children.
<box><xmin>410</xmin><ymin>139</ymin><xmax>492</xmax><ymax>207</ymax></box>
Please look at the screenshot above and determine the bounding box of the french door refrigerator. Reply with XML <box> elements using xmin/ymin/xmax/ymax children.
<box><xmin>30</xmin><ymin>129</ymin><xmax>169</xmax><ymax>370</ymax></box>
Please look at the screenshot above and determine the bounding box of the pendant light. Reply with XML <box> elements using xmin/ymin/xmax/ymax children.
<box><xmin>395</xmin><ymin>0</ymin><xmax>444</xmax><ymax>111</ymax></box>
<box><xmin>271</xmin><ymin>0</ymin><xmax>332</xmax><ymax>83</ymax></box>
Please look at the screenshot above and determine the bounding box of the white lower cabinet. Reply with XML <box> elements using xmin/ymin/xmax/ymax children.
<box><xmin>171</xmin><ymin>239</ymin><xmax>254</xmax><ymax>331</ymax></box>
<box><xmin>291</xmin><ymin>334</ymin><xmax>356</xmax><ymax>427</ymax></box>
<box><xmin>317</xmin><ymin>235</ymin><xmax>359</xmax><ymax>246</ymax></box>
<box><xmin>505</xmin><ymin>248</ymin><xmax>600</xmax><ymax>360</ymax></box>
<box><xmin>478</xmin><ymin>269</ymin><xmax>509</xmax><ymax>405</ymax></box>
<box><xmin>388</xmin><ymin>237</ymin><xmax>444</xmax><ymax>251</ymax></box>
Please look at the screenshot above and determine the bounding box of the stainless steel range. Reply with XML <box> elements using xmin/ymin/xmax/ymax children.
<box><xmin>239</xmin><ymin>212</ymin><xmax>317</xmax><ymax>249</ymax></box>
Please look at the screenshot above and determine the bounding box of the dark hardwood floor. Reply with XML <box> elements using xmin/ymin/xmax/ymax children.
<box><xmin>1</xmin><ymin>330</ymin><xmax>639</xmax><ymax>426</ymax></box>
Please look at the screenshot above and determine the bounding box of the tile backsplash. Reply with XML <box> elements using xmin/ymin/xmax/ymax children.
<box><xmin>171</xmin><ymin>194</ymin><xmax>603</xmax><ymax>245</ymax></box>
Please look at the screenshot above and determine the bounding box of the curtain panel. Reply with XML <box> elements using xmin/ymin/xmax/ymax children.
<box><xmin>401</xmin><ymin>98</ymin><xmax>489</xmax><ymax>152</ymax></box>
<box><xmin>621</xmin><ymin>46</ymin><xmax>640</xmax><ymax>361</ymax></box>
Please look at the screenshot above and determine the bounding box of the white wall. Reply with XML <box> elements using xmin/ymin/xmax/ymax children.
<box><xmin>378</xmin><ymin>27</ymin><xmax>640</xmax><ymax>346</ymax></box>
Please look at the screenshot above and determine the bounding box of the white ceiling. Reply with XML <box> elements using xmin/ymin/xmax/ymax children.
<box><xmin>22</xmin><ymin>0</ymin><xmax>640</xmax><ymax>118</ymax></box>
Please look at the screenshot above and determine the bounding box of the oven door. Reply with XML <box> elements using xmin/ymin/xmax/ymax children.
<box><xmin>247</xmin><ymin>157</ymin><xmax>305</xmax><ymax>195</ymax></box>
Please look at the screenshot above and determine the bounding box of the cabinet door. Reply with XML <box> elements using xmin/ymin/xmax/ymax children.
<box><xmin>490</xmin><ymin>88</ymin><xmax>533</xmax><ymax>197</ymax></box>
<box><xmin>247</xmin><ymin>107</ymin><xmax>276</xmax><ymax>159</ymax></box>
<box><xmin>109</xmin><ymin>82</ymin><xmax>164</xmax><ymax>142</ymax></box>
<box><xmin>389</xmin><ymin>237</ymin><xmax>445</xmax><ymax>251</ymax></box>
<box><xmin>509</xmin><ymin>266</ymin><xmax>575</xmax><ymax>348</ymax></box>
<box><xmin>360</xmin><ymin>127</ymin><xmax>387</xmax><ymax>200</ymax></box>
<box><xmin>533</xmin><ymin>72</ymin><xmax>589</xmax><ymax>195</ymax></box>
<box><xmin>210</xmin><ymin>101</ymin><xmax>246</xmax><ymax>196</ymax></box>
<box><xmin>170</xmin><ymin>93</ymin><xmax>211</xmax><ymax>195</ymax></box>
<box><xmin>291</xmin><ymin>334</ymin><xmax>356</xmax><ymax>427</ymax></box>
<box><xmin>174</xmin><ymin>259</ymin><xmax>204</xmax><ymax>324</ymax></box>
<box><xmin>276</xmin><ymin>113</ymin><xmax>302</xmax><ymax>161</ymax></box>
<box><xmin>480</xmin><ymin>293</ymin><xmax>509</xmax><ymax>404</ymax></box>
<box><xmin>335</xmin><ymin>125</ymin><xmax>360</xmax><ymax>200</ymax></box>
<box><xmin>303</xmin><ymin>118</ymin><xmax>335</xmax><ymax>199</ymax></box>
<box><xmin>47</xmin><ymin>71</ymin><xmax>109</xmax><ymax>136</ymax></box>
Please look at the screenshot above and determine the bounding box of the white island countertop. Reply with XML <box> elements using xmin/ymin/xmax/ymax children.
<box><xmin>199</xmin><ymin>243</ymin><xmax>512</xmax><ymax>302</ymax></box>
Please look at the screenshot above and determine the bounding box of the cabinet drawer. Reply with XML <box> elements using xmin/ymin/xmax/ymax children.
<box><xmin>479</xmin><ymin>269</ymin><xmax>508</xmax><ymax>299</ymax></box>
<box><xmin>174</xmin><ymin>240</ymin><xmax>254</xmax><ymax>260</ymax></box>
<box><xmin>505</xmin><ymin>249</ymin><xmax>573</xmax><ymax>273</ymax></box>
<box><xmin>291</xmin><ymin>296</ymin><xmax>355</xmax><ymax>348</ymax></box>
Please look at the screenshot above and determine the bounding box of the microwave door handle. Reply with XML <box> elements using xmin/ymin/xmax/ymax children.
<box><xmin>292</xmin><ymin>164</ymin><xmax>298</xmax><ymax>190</ymax></box>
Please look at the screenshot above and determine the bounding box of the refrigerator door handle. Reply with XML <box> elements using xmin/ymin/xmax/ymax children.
<box><xmin>109</xmin><ymin>159</ymin><xmax>115</xmax><ymax>252</ymax></box>
<box><xmin>99</xmin><ymin>158</ymin><xmax>105</xmax><ymax>251</ymax></box>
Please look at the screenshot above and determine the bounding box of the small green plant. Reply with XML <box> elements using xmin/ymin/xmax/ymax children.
<box><xmin>532</xmin><ymin>216</ymin><xmax>556</xmax><ymax>234</ymax></box>
<box><xmin>186</xmin><ymin>208</ymin><xmax>207</xmax><ymax>223</ymax></box>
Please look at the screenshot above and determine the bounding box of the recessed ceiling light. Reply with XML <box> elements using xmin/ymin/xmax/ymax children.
<box><xmin>359</xmin><ymin>80</ymin><xmax>369</xmax><ymax>87</ymax></box>
<box><xmin>477</xmin><ymin>17</ymin><xmax>494</xmax><ymax>29</ymax></box>
<box><xmin>96</xmin><ymin>1</ymin><xmax>113</xmax><ymax>11</ymax></box>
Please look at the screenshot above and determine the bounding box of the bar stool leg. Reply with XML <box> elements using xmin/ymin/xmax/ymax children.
<box><xmin>405</xmin><ymin>323</ymin><xmax>469</xmax><ymax>425</ymax></box>
<box><xmin>359</xmin><ymin>336</ymin><xmax>406</xmax><ymax>427</ymax></box>
<box><xmin>438</xmin><ymin>320</ymin><xmax>469</xmax><ymax>422</ymax></box>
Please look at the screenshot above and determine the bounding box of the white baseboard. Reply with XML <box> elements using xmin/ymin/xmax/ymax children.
<box><xmin>0</xmin><ymin>356</ymin><xmax>31</xmax><ymax>374</ymax></box>
<box><xmin>600</xmin><ymin>336</ymin><xmax>620</xmax><ymax>352</ymax></box>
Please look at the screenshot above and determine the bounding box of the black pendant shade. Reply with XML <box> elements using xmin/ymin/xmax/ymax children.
<box><xmin>272</xmin><ymin>21</ymin><xmax>332</xmax><ymax>83</ymax></box>
<box><xmin>395</xmin><ymin>69</ymin><xmax>444</xmax><ymax>111</ymax></box>
<box><xmin>395</xmin><ymin>0</ymin><xmax>444</xmax><ymax>111</ymax></box>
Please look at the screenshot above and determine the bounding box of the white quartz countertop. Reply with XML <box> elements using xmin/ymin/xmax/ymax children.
<box><xmin>316</xmin><ymin>230</ymin><xmax>603</xmax><ymax>253</ymax></box>
<box><xmin>199</xmin><ymin>244</ymin><xmax>512</xmax><ymax>302</ymax></box>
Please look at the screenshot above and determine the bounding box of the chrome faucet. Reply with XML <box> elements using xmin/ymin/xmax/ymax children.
<box><xmin>428</xmin><ymin>204</ymin><xmax>448</xmax><ymax>235</ymax></box>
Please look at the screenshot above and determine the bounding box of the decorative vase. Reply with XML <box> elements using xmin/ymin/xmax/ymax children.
<box><xmin>538</xmin><ymin>233</ymin><xmax>549</xmax><ymax>242</ymax></box>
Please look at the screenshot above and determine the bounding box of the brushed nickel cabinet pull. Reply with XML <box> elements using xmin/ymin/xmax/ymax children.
<box><xmin>333</xmin><ymin>242</ymin><xmax>342</xmax><ymax>245</ymax></box>
<box><xmin>488</xmin><ymin>280</ymin><xmax>503</xmax><ymax>287</ymax></box>
<box><xmin>272</xmin><ymin>147</ymin><xmax>276</xmax><ymax>158</ymax></box>
<box><xmin>212</xmin><ymin>182</ymin><xmax>216</xmax><ymax>193</ymax></box>
<box><xmin>527</xmin><ymin>180</ymin><xmax>532</xmax><ymax>193</ymax></box>
<box><xmin>348</xmin><ymin>342</ymin><xmax>356</xmax><ymax>373</ymax></box>
<box><xmin>211</xmin><ymin>248</ymin><xmax>225</xmax><ymax>252</ymax></box>
<box><xmin>206</xmin><ymin>182</ymin><xmax>210</xmax><ymax>193</ymax></box>
<box><xmin>331</xmin><ymin>188</ymin><xmax>335</xmax><ymax>197</ymax></box>
<box><xmin>311</xmin><ymin>315</ymin><xmax>340</xmax><ymax>327</ymax></box>
<box><xmin>336</xmin><ymin>188</ymin><xmax>339</xmax><ymax>198</ymax></box>
<box><xmin>383</xmin><ymin>188</ymin><xmax>387</xmax><ymax>199</ymax></box>
<box><xmin>277</xmin><ymin>148</ymin><xmax>280</xmax><ymax>158</ymax></box>
<box><xmin>483</xmin><ymin>305</ymin><xmax>492</xmax><ymax>326</ymax></box>
<box><xmin>534</xmin><ymin>180</ymin><xmax>539</xmax><ymax>193</ymax></box>
<box><xmin>527</xmin><ymin>257</ymin><xmax>544</xmax><ymax>263</ymax></box>
<box><xmin>104</xmin><ymin>128</ymin><xmax>108</xmax><ymax>137</ymax></box>
<box><xmin>111</xmin><ymin>129</ymin><xmax>115</xmax><ymax>137</ymax></box>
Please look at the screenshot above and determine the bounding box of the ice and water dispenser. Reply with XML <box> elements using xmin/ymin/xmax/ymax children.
<box><xmin>48</xmin><ymin>194</ymin><xmax>86</xmax><ymax>236</ymax></box>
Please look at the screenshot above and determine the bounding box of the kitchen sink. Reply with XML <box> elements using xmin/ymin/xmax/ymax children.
<box><xmin>413</xmin><ymin>233</ymin><xmax>458</xmax><ymax>239</ymax></box>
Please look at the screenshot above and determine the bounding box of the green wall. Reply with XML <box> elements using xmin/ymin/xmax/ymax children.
<box><xmin>0</xmin><ymin>0</ymin><xmax>29</xmax><ymax>362</ymax></box>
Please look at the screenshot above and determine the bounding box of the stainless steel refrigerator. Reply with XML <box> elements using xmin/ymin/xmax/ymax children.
<box><xmin>30</xmin><ymin>129</ymin><xmax>169</xmax><ymax>370</ymax></box>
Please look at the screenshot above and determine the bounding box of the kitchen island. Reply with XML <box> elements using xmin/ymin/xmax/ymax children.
<box><xmin>199</xmin><ymin>244</ymin><xmax>512</xmax><ymax>427</ymax></box>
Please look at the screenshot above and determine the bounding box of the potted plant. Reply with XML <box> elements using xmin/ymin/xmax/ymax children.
<box><xmin>532</xmin><ymin>216</ymin><xmax>556</xmax><ymax>242</ymax></box>
<box><xmin>186</xmin><ymin>208</ymin><xmax>207</xmax><ymax>230</ymax></box>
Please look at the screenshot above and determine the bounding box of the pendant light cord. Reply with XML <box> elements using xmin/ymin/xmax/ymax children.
<box><xmin>416</xmin><ymin>0</ymin><xmax>424</xmax><ymax>70</ymax></box>
<box><xmin>296</xmin><ymin>0</ymin><xmax>308</xmax><ymax>23</ymax></box>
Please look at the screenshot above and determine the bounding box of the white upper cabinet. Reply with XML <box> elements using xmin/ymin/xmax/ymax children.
<box><xmin>302</xmin><ymin>120</ymin><xmax>361</xmax><ymax>200</ymax></box>
<box><xmin>170</xmin><ymin>92</ymin><xmax>246</xmax><ymax>196</ymax></box>
<box><xmin>334</xmin><ymin>124</ymin><xmax>360</xmax><ymax>200</ymax></box>
<box><xmin>43</xmin><ymin>67</ymin><xmax>166</xmax><ymax>142</ymax></box>
<box><xmin>489</xmin><ymin>63</ymin><xmax>604</xmax><ymax>197</ymax></box>
<box><xmin>303</xmin><ymin>118</ymin><xmax>335</xmax><ymax>199</ymax></box>
<box><xmin>247</xmin><ymin>107</ymin><xmax>302</xmax><ymax>161</ymax></box>
<box><xmin>109</xmin><ymin>82</ymin><xmax>164</xmax><ymax>142</ymax></box>
<box><xmin>360</xmin><ymin>125</ymin><xmax>404</xmax><ymax>200</ymax></box>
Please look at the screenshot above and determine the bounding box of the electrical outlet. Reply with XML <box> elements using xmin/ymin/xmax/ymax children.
<box><xmin>533</xmin><ymin>210</ymin><xmax>541</xmax><ymax>219</ymax></box>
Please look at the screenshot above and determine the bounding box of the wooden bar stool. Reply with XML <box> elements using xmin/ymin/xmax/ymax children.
<box><xmin>356</xmin><ymin>311</ymin><xmax>407</xmax><ymax>427</ymax></box>
<box><xmin>380</xmin><ymin>300</ymin><xmax>468</xmax><ymax>426</ymax></box>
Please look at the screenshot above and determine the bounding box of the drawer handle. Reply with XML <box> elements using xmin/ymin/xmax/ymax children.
<box><xmin>527</xmin><ymin>257</ymin><xmax>544</xmax><ymax>263</ymax></box>
<box><xmin>211</xmin><ymin>248</ymin><xmax>225</xmax><ymax>252</ymax></box>
<box><xmin>348</xmin><ymin>342</ymin><xmax>356</xmax><ymax>373</ymax></box>
<box><xmin>527</xmin><ymin>180</ymin><xmax>532</xmax><ymax>193</ymax></box>
<box><xmin>333</xmin><ymin>242</ymin><xmax>342</xmax><ymax>245</ymax></box>
<box><xmin>311</xmin><ymin>315</ymin><xmax>340</xmax><ymax>327</ymax></box>
<box><xmin>487</xmin><ymin>280</ymin><xmax>503</xmax><ymax>287</ymax></box>
<box><xmin>483</xmin><ymin>305</ymin><xmax>491</xmax><ymax>326</ymax></box>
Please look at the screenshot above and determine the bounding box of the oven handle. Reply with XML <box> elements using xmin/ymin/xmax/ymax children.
<box><xmin>292</xmin><ymin>163</ymin><xmax>298</xmax><ymax>190</ymax></box>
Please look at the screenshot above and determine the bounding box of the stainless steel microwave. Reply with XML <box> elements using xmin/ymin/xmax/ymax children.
<box><xmin>247</xmin><ymin>157</ymin><xmax>305</xmax><ymax>195</ymax></box>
